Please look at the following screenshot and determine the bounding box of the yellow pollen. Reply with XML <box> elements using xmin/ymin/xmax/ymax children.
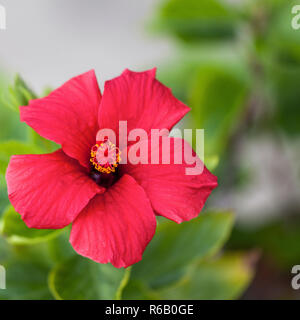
<box><xmin>90</xmin><ymin>141</ymin><xmax>121</xmax><ymax>174</ymax></box>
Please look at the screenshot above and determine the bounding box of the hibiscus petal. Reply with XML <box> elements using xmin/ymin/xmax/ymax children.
<box><xmin>122</xmin><ymin>137</ymin><xmax>218</xmax><ymax>223</ymax></box>
<box><xmin>122</xmin><ymin>68</ymin><xmax>157</xmax><ymax>78</ymax></box>
<box><xmin>6</xmin><ymin>150</ymin><xmax>103</xmax><ymax>229</ymax></box>
<box><xmin>20</xmin><ymin>70</ymin><xmax>102</xmax><ymax>168</ymax></box>
<box><xmin>70</xmin><ymin>174</ymin><xmax>157</xmax><ymax>268</ymax></box>
<box><xmin>98</xmin><ymin>69</ymin><xmax>190</xmax><ymax>146</ymax></box>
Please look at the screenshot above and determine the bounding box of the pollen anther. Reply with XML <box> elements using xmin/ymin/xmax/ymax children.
<box><xmin>90</xmin><ymin>140</ymin><xmax>121</xmax><ymax>174</ymax></box>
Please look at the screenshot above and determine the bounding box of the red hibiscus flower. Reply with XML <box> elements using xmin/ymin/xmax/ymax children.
<box><xmin>6</xmin><ymin>69</ymin><xmax>218</xmax><ymax>268</ymax></box>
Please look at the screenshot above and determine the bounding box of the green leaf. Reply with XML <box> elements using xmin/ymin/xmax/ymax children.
<box><xmin>0</xmin><ymin>260</ymin><xmax>53</xmax><ymax>300</ymax></box>
<box><xmin>188</xmin><ymin>64</ymin><xmax>249</xmax><ymax>157</ymax></box>
<box><xmin>48</xmin><ymin>255</ymin><xmax>131</xmax><ymax>300</ymax></box>
<box><xmin>47</xmin><ymin>228</ymin><xmax>76</xmax><ymax>264</ymax></box>
<box><xmin>154</xmin><ymin>0</ymin><xmax>242</xmax><ymax>42</ymax></box>
<box><xmin>1</xmin><ymin>74</ymin><xmax>37</xmax><ymax>112</ymax></box>
<box><xmin>0</xmin><ymin>176</ymin><xmax>9</xmax><ymax>215</ymax></box>
<box><xmin>124</xmin><ymin>253</ymin><xmax>254</xmax><ymax>300</ymax></box>
<box><xmin>130</xmin><ymin>211</ymin><xmax>234</xmax><ymax>289</ymax></box>
<box><xmin>27</xmin><ymin>128</ymin><xmax>59</xmax><ymax>153</ymax></box>
<box><xmin>0</xmin><ymin>243</ymin><xmax>55</xmax><ymax>300</ymax></box>
<box><xmin>0</xmin><ymin>74</ymin><xmax>56</xmax><ymax>152</ymax></box>
<box><xmin>204</xmin><ymin>154</ymin><xmax>219</xmax><ymax>172</ymax></box>
<box><xmin>42</xmin><ymin>87</ymin><xmax>54</xmax><ymax>97</ymax></box>
<box><xmin>156</xmin><ymin>253</ymin><xmax>254</xmax><ymax>300</ymax></box>
<box><xmin>0</xmin><ymin>104</ymin><xmax>27</xmax><ymax>142</ymax></box>
<box><xmin>0</xmin><ymin>206</ymin><xmax>62</xmax><ymax>245</ymax></box>
<box><xmin>0</xmin><ymin>140</ymin><xmax>42</xmax><ymax>176</ymax></box>
<box><xmin>0</xmin><ymin>234</ymin><xmax>10</xmax><ymax>262</ymax></box>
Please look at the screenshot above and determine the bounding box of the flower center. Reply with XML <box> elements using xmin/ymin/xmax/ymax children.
<box><xmin>90</xmin><ymin>140</ymin><xmax>121</xmax><ymax>174</ymax></box>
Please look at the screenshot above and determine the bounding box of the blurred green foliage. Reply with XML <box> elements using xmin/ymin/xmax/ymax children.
<box><xmin>154</xmin><ymin>0</ymin><xmax>242</xmax><ymax>41</ymax></box>
<box><xmin>189</xmin><ymin>64</ymin><xmax>249</xmax><ymax>157</ymax></box>
<box><xmin>1</xmin><ymin>206</ymin><xmax>62</xmax><ymax>245</ymax></box>
<box><xmin>154</xmin><ymin>0</ymin><xmax>300</xmax><ymax>299</ymax></box>
<box><xmin>156</xmin><ymin>0</ymin><xmax>300</xmax><ymax>143</ymax></box>
<box><xmin>127</xmin><ymin>211</ymin><xmax>234</xmax><ymax>289</ymax></box>
<box><xmin>49</xmin><ymin>255</ymin><xmax>130</xmax><ymax>300</ymax></box>
<box><xmin>151</xmin><ymin>253</ymin><xmax>254</xmax><ymax>300</ymax></box>
<box><xmin>229</xmin><ymin>218</ymin><xmax>300</xmax><ymax>270</ymax></box>
<box><xmin>123</xmin><ymin>212</ymin><xmax>254</xmax><ymax>300</ymax></box>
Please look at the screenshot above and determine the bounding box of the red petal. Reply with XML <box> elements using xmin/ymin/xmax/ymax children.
<box><xmin>6</xmin><ymin>150</ymin><xmax>103</xmax><ymax>229</ymax></box>
<box><xmin>98</xmin><ymin>69</ymin><xmax>190</xmax><ymax>146</ymax></box>
<box><xmin>20</xmin><ymin>70</ymin><xmax>102</xmax><ymax>168</ymax></box>
<box><xmin>70</xmin><ymin>174</ymin><xmax>157</xmax><ymax>268</ymax></box>
<box><xmin>121</xmin><ymin>68</ymin><xmax>157</xmax><ymax>78</ymax></box>
<box><xmin>122</xmin><ymin>137</ymin><xmax>218</xmax><ymax>223</ymax></box>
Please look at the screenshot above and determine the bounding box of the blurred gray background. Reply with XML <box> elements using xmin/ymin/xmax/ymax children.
<box><xmin>0</xmin><ymin>0</ymin><xmax>172</xmax><ymax>91</ymax></box>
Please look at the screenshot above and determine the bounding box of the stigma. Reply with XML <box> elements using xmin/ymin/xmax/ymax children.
<box><xmin>90</xmin><ymin>140</ymin><xmax>121</xmax><ymax>174</ymax></box>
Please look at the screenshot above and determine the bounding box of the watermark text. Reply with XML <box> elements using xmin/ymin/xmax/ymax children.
<box><xmin>292</xmin><ymin>5</ymin><xmax>300</xmax><ymax>30</ymax></box>
<box><xmin>0</xmin><ymin>265</ymin><xmax>5</xmax><ymax>289</ymax></box>
<box><xmin>94</xmin><ymin>121</ymin><xmax>205</xmax><ymax>176</ymax></box>
<box><xmin>0</xmin><ymin>4</ymin><xmax>6</xmax><ymax>30</ymax></box>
